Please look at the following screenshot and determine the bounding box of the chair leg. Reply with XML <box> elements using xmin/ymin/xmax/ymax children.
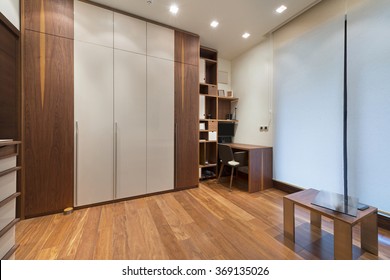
<box><xmin>229</xmin><ymin>167</ymin><xmax>234</xmax><ymax>192</ymax></box>
<box><xmin>218</xmin><ymin>164</ymin><xmax>224</xmax><ymax>182</ymax></box>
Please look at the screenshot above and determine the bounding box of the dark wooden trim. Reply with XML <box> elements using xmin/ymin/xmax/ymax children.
<box><xmin>0</xmin><ymin>11</ymin><xmax>20</xmax><ymax>36</ymax></box>
<box><xmin>19</xmin><ymin>187</ymin><xmax>198</xmax><ymax>219</ymax></box>
<box><xmin>273</xmin><ymin>179</ymin><xmax>390</xmax><ymax>231</ymax></box>
<box><xmin>0</xmin><ymin>140</ymin><xmax>21</xmax><ymax>146</ymax></box>
<box><xmin>79</xmin><ymin>0</ymin><xmax>199</xmax><ymax>38</ymax></box>
<box><xmin>73</xmin><ymin>187</ymin><xmax>198</xmax><ymax>212</ymax></box>
<box><xmin>273</xmin><ymin>179</ymin><xmax>303</xmax><ymax>194</ymax></box>
<box><xmin>0</xmin><ymin>218</ymin><xmax>20</xmax><ymax>239</ymax></box>
<box><xmin>24</xmin><ymin>186</ymin><xmax>196</xmax><ymax>218</ymax></box>
<box><xmin>378</xmin><ymin>213</ymin><xmax>390</xmax><ymax>231</ymax></box>
<box><xmin>0</xmin><ymin>146</ymin><xmax>18</xmax><ymax>160</ymax></box>
<box><xmin>1</xmin><ymin>244</ymin><xmax>19</xmax><ymax>260</ymax></box>
<box><xmin>0</xmin><ymin>166</ymin><xmax>21</xmax><ymax>178</ymax></box>
<box><xmin>0</xmin><ymin>192</ymin><xmax>21</xmax><ymax>209</ymax></box>
<box><xmin>200</xmin><ymin>45</ymin><xmax>218</xmax><ymax>53</ymax></box>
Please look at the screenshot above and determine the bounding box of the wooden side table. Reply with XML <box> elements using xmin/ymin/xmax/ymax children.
<box><xmin>283</xmin><ymin>188</ymin><xmax>378</xmax><ymax>259</ymax></box>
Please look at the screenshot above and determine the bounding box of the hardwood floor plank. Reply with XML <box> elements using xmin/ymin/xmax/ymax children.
<box><xmin>146</xmin><ymin>197</ymin><xmax>190</xmax><ymax>259</ymax></box>
<box><xmin>138</xmin><ymin>200</ymin><xmax>171</xmax><ymax>259</ymax></box>
<box><xmin>15</xmin><ymin>182</ymin><xmax>390</xmax><ymax>260</ymax></box>
<box><xmin>74</xmin><ymin>207</ymin><xmax>102</xmax><ymax>260</ymax></box>
<box><xmin>56</xmin><ymin>209</ymin><xmax>89</xmax><ymax>259</ymax></box>
<box><xmin>154</xmin><ymin>195</ymin><xmax>191</xmax><ymax>241</ymax></box>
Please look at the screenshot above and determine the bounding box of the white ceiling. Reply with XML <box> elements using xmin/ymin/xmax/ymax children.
<box><xmin>89</xmin><ymin>0</ymin><xmax>321</xmax><ymax>60</ymax></box>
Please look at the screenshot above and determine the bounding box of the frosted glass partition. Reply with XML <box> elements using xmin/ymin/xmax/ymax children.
<box><xmin>347</xmin><ymin>0</ymin><xmax>390</xmax><ymax>213</ymax></box>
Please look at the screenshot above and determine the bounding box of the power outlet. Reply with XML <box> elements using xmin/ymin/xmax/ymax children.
<box><xmin>259</xmin><ymin>126</ymin><xmax>269</xmax><ymax>132</ymax></box>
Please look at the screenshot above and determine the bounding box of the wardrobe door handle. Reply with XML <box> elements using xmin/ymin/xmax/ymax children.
<box><xmin>114</xmin><ymin>122</ymin><xmax>118</xmax><ymax>198</ymax></box>
<box><xmin>75</xmin><ymin>121</ymin><xmax>79</xmax><ymax>206</ymax></box>
<box><xmin>175</xmin><ymin>122</ymin><xmax>178</xmax><ymax>187</ymax></box>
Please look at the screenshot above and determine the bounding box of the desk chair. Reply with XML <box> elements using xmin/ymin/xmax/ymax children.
<box><xmin>217</xmin><ymin>144</ymin><xmax>248</xmax><ymax>191</ymax></box>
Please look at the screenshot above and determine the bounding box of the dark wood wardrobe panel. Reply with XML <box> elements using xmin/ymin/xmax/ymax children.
<box><xmin>23</xmin><ymin>30</ymin><xmax>74</xmax><ymax>217</ymax></box>
<box><xmin>0</xmin><ymin>15</ymin><xmax>19</xmax><ymax>140</ymax></box>
<box><xmin>174</xmin><ymin>31</ymin><xmax>199</xmax><ymax>190</ymax></box>
<box><xmin>174</xmin><ymin>31</ymin><xmax>200</xmax><ymax>67</ymax></box>
<box><xmin>23</xmin><ymin>0</ymin><xmax>74</xmax><ymax>39</ymax></box>
<box><xmin>174</xmin><ymin>62</ymin><xmax>199</xmax><ymax>189</ymax></box>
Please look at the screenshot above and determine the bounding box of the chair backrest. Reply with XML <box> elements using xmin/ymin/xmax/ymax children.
<box><xmin>218</xmin><ymin>144</ymin><xmax>234</xmax><ymax>164</ymax></box>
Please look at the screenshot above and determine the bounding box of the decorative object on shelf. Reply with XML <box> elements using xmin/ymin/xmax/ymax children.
<box><xmin>226</xmin><ymin>113</ymin><xmax>233</xmax><ymax>120</ymax></box>
<box><xmin>218</xmin><ymin>89</ymin><xmax>225</xmax><ymax>97</ymax></box>
<box><xmin>233</xmin><ymin>107</ymin><xmax>237</xmax><ymax>120</ymax></box>
<box><xmin>226</xmin><ymin>90</ymin><xmax>233</xmax><ymax>97</ymax></box>
<box><xmin>199</xmin><ymin>123</ymin><xmax>205</xmax><ymax>130</ymax></box>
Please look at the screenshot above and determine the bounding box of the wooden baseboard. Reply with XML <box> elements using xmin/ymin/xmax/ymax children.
<box><xmin>273</xmin><ymin>179</ymin><xmax>390</xmax><ymax>231</ymax></box>
<box><xmin>273</xmin><ymin>180</ymin><xmax>303</xmax><ymax>194</ymax></box>
<box><xmin>378</xmin><ymin>213</ymin><xmax>390</xmax><ymax>231</ymax></box>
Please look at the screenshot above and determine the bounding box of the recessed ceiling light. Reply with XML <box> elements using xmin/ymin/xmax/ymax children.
<box><xmin>276</xmin><ymin>5</ymin><xmax>287</xmax><ymax>14</ymax></box>
<box><xmin>169</xmin><ymin>4</ymin><xmax>179</xmax><ymax>14</ymax></box>
<box><xmin>242</xmin><ymin>32</ymin><xmax>251</xmax><ymax>39</ymax></box>
<box><xmin>210</xmin><ymin>20</ymin><xmax>219</xmax><ymax>28</ymax></box>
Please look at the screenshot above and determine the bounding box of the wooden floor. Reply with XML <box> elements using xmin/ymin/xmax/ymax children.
<box><xmin>15</xmin><ymin>180</ymin><xmax>390</xmax><ymax>260</ymax></box>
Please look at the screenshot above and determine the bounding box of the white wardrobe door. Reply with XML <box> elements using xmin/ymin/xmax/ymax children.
<box><xmin>146</xmin><ymin>23</ymin><xmax>174</xmax><ymax>61</ymax></box>
<box><xmin>75</xmin><ymin>41</ymin><xmax>114</xmax><ymax>206</ymax></box>
<box><xmin>147</xmin><ymin>57</ymin><xmax>174</xmax><ymax>193</ymax></box>
<box><xmin>114</xmin><ymin>13</ymin><xmax>146</xmax><ymax>55</ymax></box>
<box><xmin>74</xmin><ymin>0</ymin><xmax>113</xmax><ymax>48</ymax></box>
<box><xmin>114</xmin><ymin>49</ymin><xmax>147</xmax><ymax>199</ymax></box>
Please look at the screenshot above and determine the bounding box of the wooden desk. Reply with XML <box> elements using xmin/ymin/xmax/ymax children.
<box><xmin>283</xmin><ymin>188</ymin><xmax>378</xmax><ymax>259</ymax></box>
<box><xmin>227</xmin><ymin>143</ymin><xmax>273</xmax><ymax>193</ymax></box>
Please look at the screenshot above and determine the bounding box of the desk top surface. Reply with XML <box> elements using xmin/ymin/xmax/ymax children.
<box><xmin>284</xmin><ymin>188</ymin><xmax>377</xmax><ymax>225</ymax></box>
<box><xmin>226</xmin><ymin>143</ymin><xmax>272</xmax><ymax>150</ymax></box>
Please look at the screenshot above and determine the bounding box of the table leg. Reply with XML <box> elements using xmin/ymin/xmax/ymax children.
<box><xmin>334</xmin><ymin>219</ymin><xmax>352</xmax><ymax>259</ymax></box>
<box><xmin>361</xmin><ymin>212</ymin><xmax>378</xmax><ymax>255</ymax></box>
<box><xmin>310</xmin><ymin>211</ymin><xmax>321</xmax><ymax>228</ymax></box>
<box><xmin>283</xmin><ymin>198</ymin><xmax>295</xmax><ymax>241</ymax></box>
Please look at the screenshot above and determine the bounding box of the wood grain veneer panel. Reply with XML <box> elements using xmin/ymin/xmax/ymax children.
<box><xmin>174</xmin><ymin>62</ymin><xmax>199</xmax><ymax>189</ymax></box>
<box><xmin>174</xmin><ymin>31</ymin><xmax>199</xmax><ymax>66</ymax></box>
<box><xmin>174</xmin><ymin>32</ymin><xmax>201</xmax><ymax>189</ymax></box>
<box><xmin>0</xmin><ymin>21</ymin><xmax>19</xmax><ymax>140</ymax></box>
<box><xmin>23</xmin><ymin>0</ymin><xmax>74</xmax><ymax>39</ymax></box>
<box><xmin>23</xmin><ymin>30</ymin><xmax>74</xmax><ymax>217</ymax></box>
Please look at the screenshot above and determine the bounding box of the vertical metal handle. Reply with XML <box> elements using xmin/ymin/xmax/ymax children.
<box><xmin>114</xmin><ymin>122</ymin><xmax>118</xmax><ymax>199</ymax></box>
<box><xmin>174</xmin><ymin>122</ymin><xmax>178</xmax><ymax>187</ymax></box>
<box><xmin>75</xmin><ymin>121</ymin><xmax>79</xmax><ymax>206</ymax></box>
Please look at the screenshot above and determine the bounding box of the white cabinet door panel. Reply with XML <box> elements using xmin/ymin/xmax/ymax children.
<box><xmin>75</xmin><ymin>41</ymin><xmax>114</xmax><ymax>206</ymax></box>
<box><xmin>147</xmin><ymin>23</ymin><xmax>174</xmax><ymax>61</ymax></box>
<box><xmin>114</xmin><ymin>50</ymin><xmax>147</xmax><ymax>199</ymax></box>
<box><xmin>147</xmin><ymin>57</ymin><xmax>174</xmax><ymax>193</ymax></box>
<box><xmin>74</xmin><ymin>1</ymin><xmax>113</xmax><ymax>48</ymax></box>
<box><xmin>114</xmin><ymin>13</ymin><xmax>146</xmax><ymax>54</ymax></box>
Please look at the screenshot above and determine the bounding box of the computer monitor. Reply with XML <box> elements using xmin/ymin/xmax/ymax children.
<box><xmin>218</xmin><ymin>122</ymin><xmax>235</xmax><ymax>137</ymax></box>
<box><xmin>218</xmin><ymin>122</ymin><xmax>235</xmax><ymax>143</ymax></box>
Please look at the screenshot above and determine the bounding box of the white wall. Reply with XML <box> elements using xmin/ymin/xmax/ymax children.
<box><xmin>0</xmin><ymin>0</ymin><xmax>20</xmax><ymax>30</ymax></box>
<box><xmin>231</xmin><ymin>39</ymin><xmax>273</xmax><ymax>147</ymax></box>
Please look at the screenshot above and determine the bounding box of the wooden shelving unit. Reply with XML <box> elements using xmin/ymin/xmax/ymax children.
<box><xmin>198</xmin><ymin>46</ymin><xmax>239</xmax><ymax>180</ymax></box>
